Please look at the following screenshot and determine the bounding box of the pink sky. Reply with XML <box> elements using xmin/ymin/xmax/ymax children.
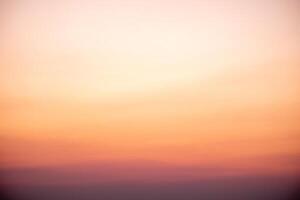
<box><xmin>0</xmin><ymin>0</ymin><xmax>300</xmax><ymax>188</ymax></box>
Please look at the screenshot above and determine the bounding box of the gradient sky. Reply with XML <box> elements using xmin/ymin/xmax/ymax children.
<box><xmin>0</xmin><ymin>0</ymin><xmax>300</xmax><ymax>193</ymax></box>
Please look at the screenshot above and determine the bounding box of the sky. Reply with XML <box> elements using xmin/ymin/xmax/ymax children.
<box><xmin>0</xmin><ymin>0</ymin><xmax>300</xmax><ymax>199</ymax></box>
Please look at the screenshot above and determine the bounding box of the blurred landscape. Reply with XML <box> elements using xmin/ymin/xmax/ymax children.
<box><xmin>1</xmin><ymin>0</ymin><xmax>300</xmax><ymax>199</ymax></box>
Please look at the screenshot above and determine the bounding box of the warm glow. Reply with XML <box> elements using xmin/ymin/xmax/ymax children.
<box><xmin>0</xmin><ymin>0</ymin><xmax>300</xmax><ymax>192</ymax></box>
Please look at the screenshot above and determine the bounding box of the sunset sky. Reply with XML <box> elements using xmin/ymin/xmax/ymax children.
<box><xmin>0</xmin><ymin>0</ymin><xmax>300</xmax><ymax>199</ymax></box>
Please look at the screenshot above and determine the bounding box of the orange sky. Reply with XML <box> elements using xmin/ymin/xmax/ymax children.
<box><xmin>1</xmin><ymin>0</ymin><xmax>300</xmax><ymax>185</ymax></box>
